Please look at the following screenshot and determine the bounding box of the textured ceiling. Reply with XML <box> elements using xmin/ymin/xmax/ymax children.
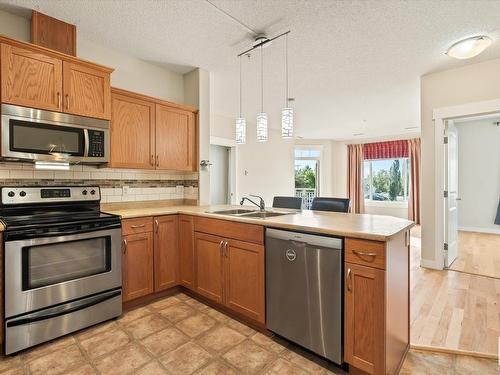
<box><xmin>2</xmin><ymin>0</ymin><xmax>500</xmax><ymax>139</ymax></box>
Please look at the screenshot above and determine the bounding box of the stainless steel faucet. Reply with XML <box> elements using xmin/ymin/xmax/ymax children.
<box><xmin>240</xmin><ymin>194</ymin><xmax>265</xmax><ymax>211</ymax></box>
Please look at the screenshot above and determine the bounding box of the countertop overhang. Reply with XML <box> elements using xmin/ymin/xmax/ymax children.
<box><xmin>101</xmin><ymin>203</ymin><xmax>415</xmax><ymax>242</ymax></box>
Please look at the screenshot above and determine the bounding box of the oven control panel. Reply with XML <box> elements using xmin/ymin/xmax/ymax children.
<box><xmin>1</xmin><ymin>187</ymin><xmax>101</xmax><ymax>205</ymax></box>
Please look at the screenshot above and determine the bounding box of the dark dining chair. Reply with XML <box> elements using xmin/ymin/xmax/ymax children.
<box><xmin>272</xmin><ymin>196</ymin><xmax>303</xmax><ymax>210</ymax></box>
<box><xmin>310</xmin><ymin>197</ymin><xmax>351</xmax><ymax>213</ymax></box>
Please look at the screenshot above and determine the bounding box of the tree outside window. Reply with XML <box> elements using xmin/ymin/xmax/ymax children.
<box><xmin>364</xmin><ymin>158</ymin><xmax>409</xmax><ymax>202</ymax></box>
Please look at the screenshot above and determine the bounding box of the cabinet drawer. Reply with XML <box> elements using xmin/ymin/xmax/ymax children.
<box><xmin>122</xmin><ymin>217</ymin><xmax>153</xmax><ymax>235</ymax></box>
<box><xmin>194</xmin><ymin>216</ymin><xmax>264</xmax><ymax>245</ymax></box>
<box><xmin>345</xmin><ymin>238</ymin><xmax>385</xmax><ymax>270</ymax></box>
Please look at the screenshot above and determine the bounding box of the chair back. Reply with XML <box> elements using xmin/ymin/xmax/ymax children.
<box><xmin>311</xmin><ymin>197</ymin><xmax>351</xmax><ymax>213</ymax></box>
<box><xmin>272</xmin><ymin>196</ymin><xmax>302</xmax><ymax>210</ymax></box>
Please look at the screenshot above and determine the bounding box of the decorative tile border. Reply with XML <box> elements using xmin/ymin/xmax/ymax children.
<box><xmin>0</xmin><ymin>162</ymin><xmax>199</xmax><ymax>202</ymax></box>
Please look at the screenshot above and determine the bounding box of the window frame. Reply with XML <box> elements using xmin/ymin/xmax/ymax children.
<box><xmin>363</xmin><ymin>157</ymin><xmax>409</xmax><ymax>207</ymax></box>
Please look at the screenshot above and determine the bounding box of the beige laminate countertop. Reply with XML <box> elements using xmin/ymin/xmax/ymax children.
<box><xmin>102</xmin><ymin>203</ymin><xmax>414</xmax><ymax>241</ymax></box>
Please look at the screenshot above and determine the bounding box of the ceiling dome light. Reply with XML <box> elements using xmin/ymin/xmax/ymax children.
<box><xmin>446</xmin><ymin>35</ymin><xmax>492</xmax><ymax>59</ymax></box>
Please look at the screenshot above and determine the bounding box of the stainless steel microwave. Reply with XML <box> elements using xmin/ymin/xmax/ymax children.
<box><xmin>1</xmin><ymin>104</ymin><xmax>109</xmax><ymax>164</ymax></box>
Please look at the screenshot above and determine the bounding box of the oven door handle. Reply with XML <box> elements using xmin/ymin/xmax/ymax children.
<box><xmin>83</xmin><ymin>129</ymin><xmax>90</xmax><ymax>157</ymax></box>
<box><xmin>6</xmin><ymin>289</ymin><xmax>121</xmax><ymax>327</ymax></box>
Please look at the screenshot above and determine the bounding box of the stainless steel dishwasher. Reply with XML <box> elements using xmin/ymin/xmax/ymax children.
<box><xmin>266</xmin><ymin>228</ymin><xmax>343</xmax><ymax>364</ymax></box>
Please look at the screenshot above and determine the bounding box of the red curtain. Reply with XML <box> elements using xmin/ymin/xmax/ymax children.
<box><xmin>363</xmin><ymin>140</ymin><xmax>408</xmax><ymax>160</ymax></box>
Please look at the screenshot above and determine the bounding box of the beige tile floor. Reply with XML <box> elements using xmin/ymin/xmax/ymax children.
<box><xmin>0</xmin><ymin>267</ymin><xmax>496</xmax><ymax>374</ymax></box>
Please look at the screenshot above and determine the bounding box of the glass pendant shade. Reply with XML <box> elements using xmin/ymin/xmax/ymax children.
<box><xmin>256</xmin><ymin>112</ymin><xmax>268</xmax><ymax>142</ymax></box>
<box><xmin>235</xmin><ymin>117</ymin><xmax>246</xmax><ymax>144</ymax></box>
<box><xmin>281</xmin><ymin>107</ymin><xmax>293</xmax><ymax>138</ymax></box>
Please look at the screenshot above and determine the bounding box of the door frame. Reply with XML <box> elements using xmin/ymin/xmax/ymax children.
<box><xmin>432</xmin><ymin>98</ymin><xmax>500</xmax><ymax>269</ymax></box>
<box><xmin>210</xmin><ymin>136</ymin><xmax>237</xmax><ymax>204</ymax></box>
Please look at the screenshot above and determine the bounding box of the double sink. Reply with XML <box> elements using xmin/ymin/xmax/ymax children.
<box><xmin>208</xmin><ymin>208</ymin><xmax>292</xmax><ymax>219</ymax></box>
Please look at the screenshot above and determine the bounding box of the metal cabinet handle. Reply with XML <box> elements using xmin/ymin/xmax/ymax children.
<box><xmin>151</xmin><ymin>154</ymin><xmax>154</xmax><ymax>166</ymax></box>
<box><xmin>224</xmin><ymin>241</ymin><xmax>228</xmax><ymax>257</ymax></box>
<box><xmin>219</xmin><ymin>240</ymin><xmax>224</xmax><ymax>254</ymax></box>
<box><xmin>65</xmin><ymin>94</ymin><xmax>70</xmax><ymax>110</ymax></box>
<box><xmin>346</xmin><ymin>268</ymin><xmax>352</xmax><ymax>292</ymax></box>
<box><xmin>130</xmin><ymin>224</ymin><xmax>145</xmax><ymax>229</ymax></box>
<box><xmin>122</xmin><ymin>239</ymin><xmax>128</xmax><ymax>254</ymax></box>
<box><xmin>57</xmin><ymin>92</ymin><xmax>61</xmax><ymax>108</ymax></box>
<box><xmin>154</xmin><ymin>220</ymin><xmax>159</xmax><ymax>234</ymax></box>
<box><xmin>156</xmin><ymin>154</ymin><xmax>159</xmax><ymax>167</ymax></box>
<box><xmin>352</xmin><ymin>249</ymin><xmax>377</xmax><ymax>258</ymax></box>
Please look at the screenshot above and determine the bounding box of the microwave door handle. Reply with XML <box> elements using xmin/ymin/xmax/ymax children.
<box><xmin>84</xmin><ymin>129</ymin><xmax>90</xmax><ymax>157</ymax></box>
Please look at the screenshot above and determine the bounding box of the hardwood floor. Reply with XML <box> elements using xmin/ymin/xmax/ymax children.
<box><xmin>410</xmin><ymin>227</ymin><xmax>500</xmax><ymax>356</ymax></box>
<box><xmin>449</xmin><ymin>231</ymin><xmax>500</xmax><ymax>279</ymax></box>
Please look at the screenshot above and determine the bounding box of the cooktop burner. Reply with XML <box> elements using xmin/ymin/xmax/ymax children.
<box><xmin>0</xmin><ymin>186</ymin><xmax>120</xmax><ymax>231</ymax></box>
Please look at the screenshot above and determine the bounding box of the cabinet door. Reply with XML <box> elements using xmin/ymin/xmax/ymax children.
<box><xmin>155</xmin><ymin>104</ymin><xmax>196</xmax><ymax>171</ymax></box>
<box><xmin>122</xmin><ymin>232</ymin><xmax>153</xmax><ymax>302</ymax></box>
<box><xmin>63</xmin><ymin>61</ymin><xmax>111</xmax><ymax>119</ymax></box>
<box><xmin>194</xmin><ymin>232</ymin><xmax>223</xmax><ymax>303</ymax></box>
<box><xmin>179</xmin><ymin>215</ymin><xmax>195</xmax><ymax>290</ymax></box>
<box><xmin>224</xmin><ymin>239</ymin><xmax>265</xmax><ymax>323</ymax></box>
<box><xmin>154</xmin><ymin>216</ymin><xmax>179</xmax><ymax>292</ymax></box>
<box><xmin>344</xmin><ymin>262</ymin><xmax>385</xmax><ymax>374</ymax></box>
<box><xmin>1</xmin><ymin>43</ymin><xmax>62</xmax><ymax>111</ymax></box>
<box><xmin>110</xmin><ymin>91</ymin><xmax>155</xmax><ymax>169</ymax></box>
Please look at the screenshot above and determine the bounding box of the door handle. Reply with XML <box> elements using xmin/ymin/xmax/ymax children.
<box><xmin>455</xmin><ymin>197</ymin><xmax>462</xmax><ymax>201</ymax></box>
<box><xmin>154</xmin><ymin>220</ymin><xmax>159</xmax><ymax>234</ymax></box>
<box><xmin>219</xmin><ymin>240</ymin><xmax>224</xmax><ymax>254</ymax></box>
<box><xmin>156</xmin><ymin>154</ymin><xmax>159</xmax><ymax>168</ymax></box>
<box><xmin>224</xmin><ymin>241</ymin><xmax>228</xmax><ymax>257</ymax></box>
<box><xmin>57</xmin><ymin>92</ymin><xmax>61</xmax><ymax>108</ymax></box>
<box><xmin>122</xmin><ymin>239</ymin><xmax>128</xmax><ymax>254</ymax></box>
<box><xmin>346</xmin><ymin>268</ymin><xmax>352</xmax><ymax>292</ymax></box>
<box><xmin>65</xmin><ymin>94</ymin><xmax>70</xmax><ymax>110</ymax></box>
<box><xmin>151</xmin><ymin>154</ymin><xmax>154</xmax><ymax>166</ymax></box>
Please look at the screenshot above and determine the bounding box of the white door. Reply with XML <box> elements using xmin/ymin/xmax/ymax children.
<box><xmin>209</xmin><ymin>145</ymin><xmax>230</xmax><ymax>205</ymax></box>
<box><xmin>445</xmin><ymin>121</ymin><xmax>459</xmax><ymax>267</ymax></box>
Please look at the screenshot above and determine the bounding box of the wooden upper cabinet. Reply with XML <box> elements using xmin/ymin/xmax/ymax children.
<box><xmin>224</xmin><ymin>239</ymin><xmax>265</xmax><ymax>323</ymax></box>
<box><xmin>154</xmin><ymin>216</ymin><xmax>179</xmax><ymax>292</ymax></box>
<box><xmin>122</xmin><ymin>232</ymin><xmax>154</xmax><ymax>302</ymax></box>
<box><xmin>31</xmin><ymin>10</ymin><xmax>76</xmax><ymax>56</ymax></box>
<box><xmin>1</xmin><ymin>43</ymin><xmax>62</xmax><ymax>111</ymax></box>
<box><xmin>179</xmin><ymin>215</ymin><xmax>195</xmax><ymax>290</ymax></box>
<box><xmin>110</xmin><ymin>90</ymin><xmax>155</xmax><ymax>169</ymax></box>
<box><xmin>194</xmin><ymin>232</ymin><xmax>224</xmax><ymax>304</ymax></box>
<box><xmin>63</xmin><ymin>61</ymin><xmax>111</xmax><ymax>119</ymax></box>
<box><xmin>344</xmin><ymin>262</ymin><xmax>385</xmax><ymax>375</ymax></box>
<box><xmin>155</xmin><ymin>104</ymin><xmax>196</xmax><ymax>171</ymax></box>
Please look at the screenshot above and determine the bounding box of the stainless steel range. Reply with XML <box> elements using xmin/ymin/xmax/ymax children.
<box><xmin>0</xmin><ymin>186</ymin><xmax>122</xmax><ymax>354</ymax></box>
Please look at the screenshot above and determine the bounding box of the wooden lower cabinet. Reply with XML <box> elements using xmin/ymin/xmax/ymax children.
<box><xmin>225</xmin><ymin>239</ymin><xmax>265</xmax><ymax>323</ymax></box>
<box><xmin>193</xmin><ymin>231</ymin><xmax>265</xmax><ymax>323</ymax></box>
<box><xmin>178</xmin><ymin>215</ymin><xmax>195</xmax><ymax>290</ymax></box>
<box><xmin>154</xmin><ymin>216</ymin><xmax>179</xmax><ymax>292</ymax></box>
<box><xmin>194</xmin><ymin>232</ymin><xmax>224</xmax><ymax>304</ymax></box>
<box><xmin>122</xmin><ymin>232</ymin><xmax>154</xmax><ymax>302</ymax></box>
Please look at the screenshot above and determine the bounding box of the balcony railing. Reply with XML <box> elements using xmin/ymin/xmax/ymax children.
<box><xmin>295</xmin><ymin>188</ymin><xmax>316</xmax><ymax>209</ymax></box>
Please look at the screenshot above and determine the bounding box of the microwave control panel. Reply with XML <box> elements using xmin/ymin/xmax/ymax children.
<box><xmin>88</xmin><ymin>130</ymin><xmax>105</xmax><ymax>157</ymax></box>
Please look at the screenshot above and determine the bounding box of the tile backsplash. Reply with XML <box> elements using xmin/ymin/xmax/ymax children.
<box><xmin>0</xmin><ymin>162</ymin><xmax>199</xmax><ymax>203</ymax></box>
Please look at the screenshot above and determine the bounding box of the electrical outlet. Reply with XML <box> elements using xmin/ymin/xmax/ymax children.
<box><xmin>122</xmin><ymin>185</ymin><xmax>129</xmax><ymax>195</ymax></box>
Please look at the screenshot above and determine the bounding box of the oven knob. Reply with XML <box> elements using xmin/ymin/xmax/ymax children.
<box><xmin>7</xmin><ymin>191</ymin><xmax>15</xmax><ymax>197</ymax></box>
<box><xmin>19</xmin><ymin>191</ymin><xmax>26</xmax><ymax>197</ymax></box>
<box><xmin>90</xmin><ymin>190</ymin><xmax>96</xmax><ymax>195</ymax></box>
<box><xmin>82</xmin><ymin>190</ymin><xmax>88</xmax><ymax>195</ymax></box>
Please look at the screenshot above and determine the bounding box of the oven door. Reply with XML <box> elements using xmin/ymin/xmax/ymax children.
<box><xmin>4</xmin><ymin>226</ymin><xmax>121</xmax><ymax>318</ymax></box>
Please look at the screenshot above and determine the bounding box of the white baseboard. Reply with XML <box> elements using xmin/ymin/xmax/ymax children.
<box><xmin>420</xmin><ymin>258</ymin><xmax>443</xmax><ymax>270</ymax></box>
<box><xmin>458</xmin><ymin>226</ymin><xmax>500</xmax><ymax>235</ymax></box>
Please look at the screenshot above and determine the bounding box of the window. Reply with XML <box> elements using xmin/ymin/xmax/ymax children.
<box><xmin>364</xmin><ymin>158</ymin><xmax>409</xmax><ymax>203</ymax></box>
<box><xmin>294</xmin><ymin>148</ymin><xmax>320</xmax><ymax>209</ymax></box>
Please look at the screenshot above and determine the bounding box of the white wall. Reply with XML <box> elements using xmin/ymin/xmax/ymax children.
<box><xmin>421</xmin><ymin>57</ymin><xmax>500</xmax><ymax>266</ymax></box>
<box><xmin>0</xmin><ymin>9</ymin><xmax>185</xmax><ymax>104</ymax></box>
<box><xmin>455</xmin><ymin>119</ymin><xmax>500</xmax><ymax>233</ymax></box>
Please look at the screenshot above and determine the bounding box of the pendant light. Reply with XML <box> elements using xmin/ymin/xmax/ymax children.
<box><xmin>256</xmin><ymin>44</ymin><xmax>268</xmax><ymax>142</ymax></box>
<box><xmin>235</xmin><ymin>55</ymin><xmax>246</xmax><ymax>144</ymax></box>
<box><xmin>281</xmin><ymin>33</ymin><xmax>293</xmax><ymax>138</ymax></box>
